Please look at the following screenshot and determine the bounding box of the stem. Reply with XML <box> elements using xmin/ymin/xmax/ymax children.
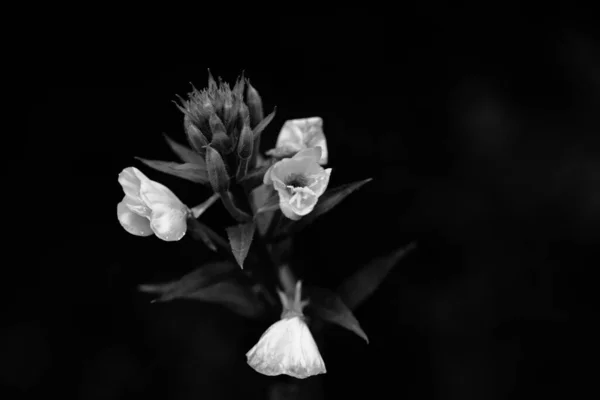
<box><xmin>220</xmin><ymin>191</ymin><xmax>252</xmax><ymax>222</ymax></box>
<box><xmin>237</xmin><ymin>179</ymin><xmax>281</xmax><ymax>290</ymax></box>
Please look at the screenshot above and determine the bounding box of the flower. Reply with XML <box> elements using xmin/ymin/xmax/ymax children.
<box><xmin>116</xmin><ymin>167</ymin><xmax>190</xmax><ymax>241</ymax></box>
<box><xmin>246</xmin><ymin>281</ymin><xmax>326</xmax><ymax>379</ymax></box>
<box><xmin>263</xmin><ymin>147</ymin><xmax>332</xmax><ymax>220</ymax></box>
<box><xmin>266</xmin><ymin>117</ymin><xmax>328</xmax><ymax>165</ymax></box>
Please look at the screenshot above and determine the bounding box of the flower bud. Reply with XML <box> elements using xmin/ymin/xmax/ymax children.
<box><xmin>226</xmin><ymin>75</ymin><xmax>246</xmax><ymax>132</ymax></box>
<box><xmin>238</xmin><ymin>101</ymin><xmax>250</xmax><ymax>124</ymax></box>
<box><xmin>206</xmin><ymin>145</ymin><xmax>230</xmax><ymax>193</ymax></box>
<box><xmin>209</xmin><ymin>113</ymin><xmax>232</xmax><ymax>154</ymax></box>
<box><xmin>223</xmin><ymin>95</ymin><xmax>236</xmax><ymax>130</ymax></box>
<box><xmin>184</xmin><ymin>114</ymin><xmax>208</xmax><ymax>152</ymax></box>
<box><xmin>246</xmin><ymin>81</ymin><xmax>264</xmax><ymax>129</ymax></box>
<box><xmin>237</xmin><ymin>123</ymin><xmax>254</xmax><ymax>160</ymax></box>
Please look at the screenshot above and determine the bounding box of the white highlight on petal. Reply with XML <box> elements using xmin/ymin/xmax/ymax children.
<box><xmin>149</xmin><ymin>203</ymin><xmax>187</xmax><ymax>242</ymax></box>
<box><xmin>246</xmin><ymin>316</ymin><xmax>326</xmax><ymax>379</ymax></box>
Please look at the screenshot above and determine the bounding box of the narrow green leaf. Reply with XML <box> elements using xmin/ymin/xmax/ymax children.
<box><xmin>138</xmin><ymin>265</ymin><xmax>264</xmax><ymax>318</ymax></box>
<box><xmin>138</xmin><ymin>261</ymin><xmax>238</xmax><ymax>301</ymax></box>
<box><xmin>163</xmin><ymin>134</ymin><xmax>206</xmax><ymax>166</ymax></box>
<box><xmin>220</xmin><ymin>192</ymin><xmax>252</xmax><ymax>223</ymax></box>
<box><xmin>135</xmin><ymin>158</ymin><xmax>209</xmax><ymax>184</ymax></box>
<box><xmin>252</xmin><ymin>107</ymin><xmax>276</xmax><ymax>139</ymax></box>
<box><xmin>226</xmin><ymin>222</ymin><xmax>256</xmax><ymax>268</ymax></box>
<box><xmin>338</xmin><ymin>242</ymin><xmax>417</xmax><ymax>310</ymax></box>
<box><xmin>183</xmin><ymin>279</ymin><xmax>264</xmax><ymax>318</ymax></box>
<box><xmin>307</xmin><ymin>286</ymin><xmax>369</xmax><ymax>343</ymax></box>
<box><xmin>275</xmin><ymin>178</ymin><xmax>373</xmax><ymax>237</ymax></box>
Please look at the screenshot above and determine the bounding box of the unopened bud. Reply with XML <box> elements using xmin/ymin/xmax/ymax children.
<box><xmin>237</xmin><ymin>123</ymin><xmax>254</xmax><ymax>160</ymax></box>
<box><xmin>233</xmin><ymin>73</ymin><xmax>246</xmax><ymax>99</ymax></box>
<box><xmin>246</xmin><ymin>82</ymin><xmax>264</xmax><ymax>129</ymax></box>
<box><xmin>207</xmin><ymin>69</ymin><xmax>218</xmax><ymax>93</ymax></box>
<box><xmin>209</xmin><ymin>113</ymin><xmax>232</xmax><ymax>154</ymax></box>
<box><xmin>206</xmin><ymin>146</ymin><xmax>230</xmax><ymax>193</ymax></box>
<box><xmin>184</xmin><ymin>114</ymin><xmax>208</xmax><ymax>152</ymax></box>
<box><xmin>223</xmin><ymin>95</ymin><xmax>235</xmax><ymax>129</ymax></box>
<box><xmin>238</xmin><ymin>102</ymin><xmax>249</xmax><ymax>125</ymax></box>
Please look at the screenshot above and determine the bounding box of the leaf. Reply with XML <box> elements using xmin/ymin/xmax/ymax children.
<box><xmin>307</xmin><ymin>286</ymin><xmax>369</xmax><ymax>344</ymax></box>
<box><xmin>186</xmin><ymin>218</ymin><xmax>230</xmax><ymax>252</ymax></box>
<box><xmin>138</xmin><ymin>261</ymin><xmax>239</xmax><ymax>301</ymax></box>
<box><xmin>226</xmin><ymin>222</ymin><xmax>256</xmax><ymax>268</ymax></box>
<box><xmin>139</xmin><ymin>265</ymin><xmax>264</xmax><ymax>318</ymax></box>
<box><xmin>238</xmin><ymin>164</ymin><xmax>271</xmax><ymax>191</ymax></box>
<box><xmin>252</xmin><ymin>107</ymin><xmax>276</xmax><ymax>139</ymax></box>
<box><xmin>163</xmin><ymin>134</ymin><xmax>206</xmax><ymax>166</ymax></box>
<box><xmin>275</xmin><ymin>178</ymin><xmax>373</xmax><ymax>238</ymax></box>
<box><xmin>338</xmin><ymin>242</ymin><xmax>417</xmax><ymax>310</ymax></box>
<box><xmin>135</xmin><ymin>158</ymin><xmax>209</xmax><ymax>184</ymax></box>
<box><xmin>183</xmin><ymin>279</ymin><xmax>264</xmax><ymax>318</ymax></box>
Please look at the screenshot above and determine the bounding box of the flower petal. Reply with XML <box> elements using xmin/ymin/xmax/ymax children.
<box><xmin>286</xmin><ymin>191</ymin><xmax>318</xmax><ymax>217</ymax></box>
<box><xmin>293</xmin><ymin>147</ymin><xmax>322</xmax><ymax>163</ymax></box>
<box><xmin>270</xmin><ymin>155</ymin><xmax>323</xmax><ymax>183</ymax></box>
<box><xmin>149</xmin><ymin>203</ymin><xmax>188</xmax><ymax>241</ymax></box>
<box><xmin>276</xmin><ymin>120</ymin><xmax>306</xmax><ymax>149</ymax></box>
<box><xmin>308</xmin><ymin>168</ymin><xmax>332</xmax><ymax>197</ymax></box>
<box><xmin>246</xmin><ymin>316</ymin><xmax>326</xmax><ymax>379</ymax></box>
<box><xmin>121</xmin><ymin>194</ymin><xmax>152</xmax><ymax>217</ymax></box>
<box><xmin>139</xmin><ymin>176</ymin><xmax>185</xmax><ymax>210</ymax></box>
<box><xmin>275</xmin><ymin>117</ymin><xmax>327</xmax><ymax>164</ymax></box>
<box><xmin>118</xmin><ymin>167</ymin><xmax>143</xmax><ymax>200</ymax></box>
<box><xmin>117</xmin><ymin>199</ymin><xmax>153</xmax><ymax>237</ymax></box>
<box><xmin>299</xmin><ymin>117</ymin><xmax>328</xmax><ymax>165</ymax></box>
<box><xmin>279</xmin><ymin>200</ymin><xmax>302</xmax><ymax>220</ymax></box>
<box><xmin>263</xmin><ymin>165</ymin><xmax>275</xmax><ymax>186</ymax></box>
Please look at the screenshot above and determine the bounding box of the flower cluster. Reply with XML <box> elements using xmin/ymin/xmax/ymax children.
<box><xmin>118</xmin><ymin>72</ymin><xmax>378</xmax><ymax>380</ymax></box>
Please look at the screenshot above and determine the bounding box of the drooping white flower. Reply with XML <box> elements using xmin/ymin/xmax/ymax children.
<box><xmin>263</xmin><ymin>147</ymin><xmax>332</xmax><ymax>220</ymax></box>
<box><xmin>246</xmin><ymin>281</ymin><xmax>326</xmax><ymax>379</ymax></box>
<box><xmin>116</xmin><ymin>167</ymin><xmax>190</xmax><ymax>241</ymax></box>
<box><xmin>266</xmin><ymin>117</ymin><xmax>328</xmax><ymax>165</ymax></box>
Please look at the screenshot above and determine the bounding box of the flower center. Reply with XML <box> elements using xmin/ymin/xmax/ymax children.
<box><xmin>287</xmin><ymin>186</ymin><xmax>315</xmax><ymax>209</ymax></box>
<box><xmin>285</xmin><ymin>173</ymin><xmax>309</xmax><ymax>188</ymax></box>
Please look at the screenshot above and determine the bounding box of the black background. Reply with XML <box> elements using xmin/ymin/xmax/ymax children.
<box><xmin>7</xmin><ymin>8</ymin><xmax>598</xmax><ymax>400</ymax></box>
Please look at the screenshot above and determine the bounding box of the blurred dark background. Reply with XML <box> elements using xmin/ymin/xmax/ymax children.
<box><xmin>7</xmin><ymin>7</ymin><xmax>598</xmax><ymax>400</ymax></box>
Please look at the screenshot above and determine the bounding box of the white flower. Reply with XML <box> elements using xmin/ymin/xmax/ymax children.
<box><xmin>263</xmin><ymin>147</ymin><xmax>332</xmax><ymax>220</ymax></box>
<box><xmin>116</xmin><ymin>167</ymin><xmax>190</xmax><ymax>241</ymax></box>
<box><xmin>266</xmin><ymin>117</ymin><xmax>328</xmax><ymax>165</ymax></box>
<box><xmin>246</xmin><ymin>281</ymin><xmax>326</xmax><ymax>379</ymax></box>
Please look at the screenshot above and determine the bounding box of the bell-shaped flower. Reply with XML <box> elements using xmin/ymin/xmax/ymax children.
<box><xmin>266</xmin><ymin>117</ymin><xmax>328</xmax><ymax>165</ymax></box>
<box><xmin>263</xmin><ymin>147</ymin><xmax>332</xmax><ymax>220</ymax></box>
<box><xmin>246</xmin><ymin>281</ymin><xmax>326</xmax><ymax>379</ymax></box>
<box><xmin>116</xmin><ymin>167</ymin><xmax>190</xmax><ymax>241</ymax></box>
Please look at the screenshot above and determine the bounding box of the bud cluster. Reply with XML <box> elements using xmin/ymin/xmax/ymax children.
<box><xmin>175</xmin><ymin>71</ymin><xmax>270</xmax><ymax>221</ymax></box>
